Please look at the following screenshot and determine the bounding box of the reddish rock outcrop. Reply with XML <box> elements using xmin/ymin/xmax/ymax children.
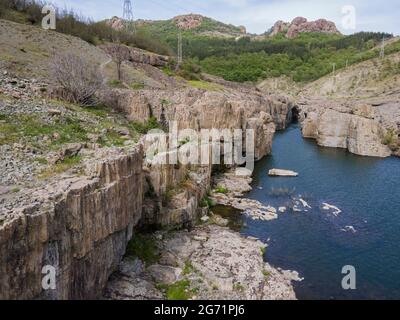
<box><xmin>173</xmin><ymin>14</ymin><xmax>204</xmax><ymax>30</ymax></box>
<box><xmin>106</xmin><ymin>16</ymin><xmax>125</xmax><ymax>31</ymax></box>
<box><xmin>268</xmin><ymin>17</ymin><xmax>340</xmax><ymax>38</ymax></box>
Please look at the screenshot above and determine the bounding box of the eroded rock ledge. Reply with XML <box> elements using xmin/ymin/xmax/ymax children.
<box><xmin>0</xmin><ymin>146</ymin><xmax>144</xmax><ymax>300</ymax></box>
<box><xmin>104</xmin><ymin>225</ymin><xmax>299</xmax><ymax>300</ymax></box>
<box><xmin>299</xmin><ymin>101</ymin><xmax>393</xmax><ymax>158</ymax></box>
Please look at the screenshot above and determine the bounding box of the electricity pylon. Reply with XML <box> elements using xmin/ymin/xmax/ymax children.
<box><xmin>123</xmin><ymin>0</ymin><xmax>135</xmax><ymax>33</ymax></box>
<box><xmin>177</xmin><ymin>31</ymin><xmax>183</xmax><ymax>66</ymax></box>
<box><xmin>380</xmin><ymin>37</ymin><xmax>385</xmax><ymax>58</ymax></box>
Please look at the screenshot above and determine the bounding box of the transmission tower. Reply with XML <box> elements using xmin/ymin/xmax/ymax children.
<box><xmin>380</xmin><ymin>37</ymin><xmax>385</xmax><ymax>58</ymax></box>
<box><xmin>177</xmin><ymin>31</ymin><xmax>183</xmax><ymax>66</ymax></box>
<box><xmin>123</xmin><ymin>0</ymin><xmax>135</xmax><ymax>33</ymax></box>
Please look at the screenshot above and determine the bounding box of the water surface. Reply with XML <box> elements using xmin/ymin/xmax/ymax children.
<box><xmin>241</xmin><ymin>124</ymin><xmax>400</xmax><ymax>300</ymax></box>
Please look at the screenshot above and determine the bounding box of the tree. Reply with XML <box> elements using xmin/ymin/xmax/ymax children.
<box><xmin>105</xmin><ymin>43</ymin><xmax>131</xmax><ymax>81</ymax></box>
<box><xmin>50</xmin><ymin>52</ymin><xmax>103</xmax><ymax>105</ymax></box>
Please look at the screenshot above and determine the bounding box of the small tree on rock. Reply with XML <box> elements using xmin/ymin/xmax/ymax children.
<box><xmin>106</xmin><ymin>43</ymin><xmax>131</xmax><ymax>81</ymax></box>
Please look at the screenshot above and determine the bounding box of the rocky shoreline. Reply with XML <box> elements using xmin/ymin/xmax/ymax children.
<box><xmin>104</xmin><ymin>225</ymin><xmax>300</xmax><ymax>300</ymax></box>
<box><xmin>104</xmin><ymin>165</ymin><xmax>302</xmax><ymax>300</ymax></box>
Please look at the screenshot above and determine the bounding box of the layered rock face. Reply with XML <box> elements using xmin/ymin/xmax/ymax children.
<box><xmin>103</xmin><ymin>88</ymin><xmax>295</xmax><ymax>158</ymax></box>
<box><xmin>100</xmin><ymin>44</ymin><xmax>168</xmax><ymax>67</ymax></box>
<box><xmin>100</xmin><ymin>87</ymin><xmax>297</xmax><ymax>227</ymax></box>
<box><xmin>268</xmin><ymin>17</ymin><xmax>340</xmax><ymax>39</ymax></box>
<box><xmin>300</xmin><ymin>103</ymin><xmax>392</xmax><ymax>157</ymax></box>
<box><xmin>0</xmin><ymin>146</ymin><xmax>144</xmax><ymax>299</ymax></box>
<box><xmin>141</xmin><ymin>150</ymin><xmax>212</xmax><ymax>228</ymax></box>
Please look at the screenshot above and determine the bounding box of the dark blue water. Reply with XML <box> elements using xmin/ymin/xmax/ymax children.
<box><xmin>242</xmin><ymin>124</ymin><xmax>400</xmax><ymax>300</ymax></box>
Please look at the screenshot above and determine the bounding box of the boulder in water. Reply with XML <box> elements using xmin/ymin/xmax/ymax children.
<box><xmin>268</xmin><ymin>169</ymin><xmax>299</xmax><ymax>177</ymax></box>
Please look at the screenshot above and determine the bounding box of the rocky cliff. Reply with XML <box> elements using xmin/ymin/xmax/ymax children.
<box><xmin>101</xmin><ymin>87</ymin><xmax>296</xmax><ymax>158</ymax></box>
<box><xmin>268</xmin><ymin>17</ymin><xmax>340</xmax><ymax>38</ymax></box>
<box><xmin>0</xmin><ymin>146</ymin><xmax>144</xmax><ymax>299</ymax></box>
<box><xmin>299</xmin><ymin>101</ymin><xmax>392</xmax><ymax>157</ymax></box>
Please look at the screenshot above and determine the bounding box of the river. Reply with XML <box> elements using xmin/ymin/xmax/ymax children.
<box><xmin>239</xmin><ymin>124</ymin><xmax>400</xmax><ymax>299</ymax></box>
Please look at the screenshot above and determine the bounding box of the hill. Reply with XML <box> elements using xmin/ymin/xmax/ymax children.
<box><xmin>134</xmin><ymin>14</ymin><xmax>247</xmax><ymax>39</ymax></box>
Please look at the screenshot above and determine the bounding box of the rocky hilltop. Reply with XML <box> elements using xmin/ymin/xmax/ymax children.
<box><xmin>116</xmin><ymin>13</ymin><xmax>248</xmax><ymax>38</ymax></box>
<box><xmin>268</xmin><ymin>17</ymin><xmax>341</xmax><ymax>38</ymax></box>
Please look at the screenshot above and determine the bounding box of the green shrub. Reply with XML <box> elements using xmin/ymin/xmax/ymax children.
<box><xmin>182</xmin><ymin>261</ymin><xmax>195</xmax><ymax>275</ymax></box>
<box><xmin>163</xmin><ymin>280</ymin><xmax>192</xmax><ymax>300</ymax></box>
<box><xmin>199</xmin><ymin>196</ymin><xmax>216</xmax><ymax>208</ymax></box>
<box><xmin>214</xmin><ymin>186</ymin><xmax>229</xmax><ymax>194</ymax></box>
<box><xmin>382</xmin><ymin>129</ymin><xmax>398</xmax><ymax>149</ymax></box>
<box><xmin>129</xmin><ymin>116</ymin><xmax>162</xmax><ymax>134</ymax></box>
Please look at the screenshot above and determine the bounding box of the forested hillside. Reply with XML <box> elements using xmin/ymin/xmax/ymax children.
<box><xmin>189</xmin><ymin>32</ymin><xmax>398</xmax><ymax>82</ymax></box>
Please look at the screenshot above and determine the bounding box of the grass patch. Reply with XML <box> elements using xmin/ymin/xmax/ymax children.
<box><xmin>130</xmin><ymin>82</ymin><xmax>145</xmax><ymax>90</ymax></box>
<box><xmin>262</xmin><ymin>269</ymin><xmax>271</xmax><ymax>279</ymax></box>
<box><xmin>108</xmin><ymin>79</ymin><xmax>124</xmax><ymax>88</ymax></box>
<box><xmin>129</xmin><ymin>116</ymin><xmax>162</xmax><ymax>135</ymax></box>
<box><xmin>182</xmin><ymin>261</ymin><xmax>195</xmax><ymax>276</ymax></box>
<box><xmin>233</xmin><ymin>283</ymin><xmax>244</xmax><ymax>292</ymax></box>
<box><xmin>98</xmin><ymin>129</ymin><xmax>126</xmax><ymax>147</ymax></box>
<box><xmin>161</xmin><ymin>280</ymin><xmax>192</xmax><ymax>300</ymax></box>
<box><xmin>187</xmin><ymin>80</ymin><xmax>224</xmax><ymax>92</ymax></box>
<box><xmin>83</xmin><ymin>104</ymin><xmax>111</xmax><ymax>118</ymax></box>
<box><xmin>34</xmin><ymin>157</ymin><xmax>48</xmax><ymax>165</ymax></box>
<box><xmin>260</xmin><ymin>247</ymin><xmax>267</xmax><ymax>256</ymax></box>
<box><xmin>382</xmin><ymin>129</ymin><xmax>398</xmax><ymax>150</ymax></box>
<box><xmin>214</xmin><ymin>186</ymin><xmax>229</xmax><ymax>194</ymax></box>
<box><xmin>162</xmin><ymin>66</ymin><xmax>175</xmax><ymax>77</ymax></box>
<box><xmin>39</xmin><ymin>155</ymin><xmax>82</xmax><ymax>179</ymax></box>
<box><xmin>0</xmin><ymin>113</ymin><xmax>89</xmax><ymax>147</ymax></box>
<box><xmin>199</xmin><ymin>196</ymin><xmax>216</xmax><ymax>208</ymax></box>
<box><xmin>0</xmin><ymin>121</ymin><xmax>19</xmax><ymax>145</ymax></box>
<box><xmin>126</xmin><ymin>233</ymin><xmax>159</xmax><ymax>265</ymax></box>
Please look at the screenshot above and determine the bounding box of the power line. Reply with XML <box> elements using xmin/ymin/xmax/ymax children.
<box><xmin>177</xmin><ymin>31</ymin><xmax>183</xmax><ymax>66</ymax></box>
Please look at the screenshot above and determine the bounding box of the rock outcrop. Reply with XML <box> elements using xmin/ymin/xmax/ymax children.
<box><xmin>102</xmin><ymin>88</ymin><xmax>296</xmax><ymax>159</ymax></box>
<box><xmin>173</xmin><ymin>14</ymin><xmax>204</xmax><ymax>30</ymax></box>
<box><xmin>0</xmin><ymin>146</ymin><xmax>144</xmax><ymax>300</ymax></box>
<box><xmin>100</xmin><ymin>44</ymin><xmax>168</xmax><ymax>67</ymax></box>
<box><xmin>268</xmin><ymin>169</ymin><xmax>299</xmax><ymax>177</ymax></box>
<box><xmin>300</xmin><ymin>102</ymin><xmax>392</xmax><ymax>157</ymax></box>
<box><xmin>268</xmin><ymin>17</ymin><xmax>340</xmax><ymax>39</ymax></box>
<box><xmin>106</xmin><ymin>16</ymin><xmax>125</xmax><ymax>30</ymax></box>
<box><xmin>105</xmin><ymin>225</ymin><xmax>299</xmax><ymax>300</ymax></box>
<box><xmin>268</xmin><ymin>20</ymin><xmax>290</xmax><ymax>37</ymax></box>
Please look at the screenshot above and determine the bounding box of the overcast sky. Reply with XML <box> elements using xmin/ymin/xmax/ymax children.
<box><xmin>50</xmin><ymin>0</ymin><xmax>400</xmax><ymax>35</ymax></box>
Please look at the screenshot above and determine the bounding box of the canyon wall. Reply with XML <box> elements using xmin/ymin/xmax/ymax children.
<box><xmin>1</xmin><ymin>86</ymin><xmax>294</xmax><ymax>300</ymax></box>
<box><xmin>101</xmin><ymin>88</ymin><xmax>294</xmax><ymax>158</ymax></box>
<box><xmin>299</xmin><ymin>102</ymin><xmax>392</xmax><ymax>157</ymax></box>
<box><xmin>0</xmin><ymin>146</ymin><xmax>144</xmax><ymax>299</ymax></box>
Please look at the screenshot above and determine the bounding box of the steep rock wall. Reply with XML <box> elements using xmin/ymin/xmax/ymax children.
<box><xmin>0</xmin><ymin>146</ymin><xmax>144</xmax><ymax>299</ymax></box>
<box><xmin>102</xmin><ymin>88</ymin><xmax>291</xmax><ymax>160</ymax></box>
<box><xmin>300</xmin><ymin>103</ymin><xmax>392</xmax><ymax>158</ymax></box>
